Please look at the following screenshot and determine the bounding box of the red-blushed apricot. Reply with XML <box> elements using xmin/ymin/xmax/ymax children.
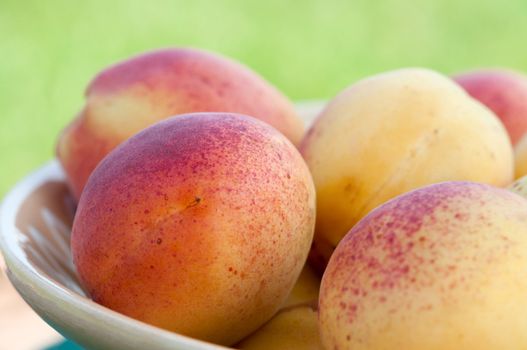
<box><xmin>319</xmin><ymin>181</ymin><xmax>527</xmax><ymax>350</ymax></box>
<box><xmin>71</xmin><ymin>113</ymin><xmax>315</xmax><ymax>346</ymax></box>
<box><xmin>57</xmin><ymin>48</ymin><xmax>303</xmax><ymax>200</ymax></box>
<box><xmin>454</xmin><ymin>69</ymin><xmax>527</xmax><ymax>145</ymax></box>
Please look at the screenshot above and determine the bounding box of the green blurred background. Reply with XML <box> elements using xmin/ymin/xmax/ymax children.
<box><xmin>1</xmin><ymin>0</ymin><xmax>527</xmax><ymax>197</ymax></box>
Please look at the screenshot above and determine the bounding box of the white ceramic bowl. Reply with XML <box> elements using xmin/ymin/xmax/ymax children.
<box><xmin>0</xmin><ymin>102</ymin><xmax>324</xmax><ymax>350</ymax></box>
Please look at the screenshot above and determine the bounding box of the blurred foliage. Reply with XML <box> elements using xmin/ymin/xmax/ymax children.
<box><xmin>1</xmin><ymin>0</ymin><xmax>527</xmax><ymax>195</ymax></box>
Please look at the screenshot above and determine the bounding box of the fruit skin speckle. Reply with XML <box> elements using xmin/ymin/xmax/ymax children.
<box><xmin>319</xmin><ymin>181</ymin><xmax>527</xmax><ymax>350</ymax></box>
<box><xmin>71</xmin><ymin>113</ymin><xmax>316</xmax><ymax>346</ymax></box>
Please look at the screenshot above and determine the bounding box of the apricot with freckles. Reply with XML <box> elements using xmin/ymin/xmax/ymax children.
<box><xmin>319</xmin><ymin>181</ymin><xmax>527</xmax><ymax>350</ymax></box>
<box><xmin>71</xmin><ymin>113</ymin><xmax>315</xmax><ymax>346</ymax></box>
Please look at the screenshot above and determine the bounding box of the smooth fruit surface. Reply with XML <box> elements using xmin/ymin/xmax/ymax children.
<box><xmin>301</xmin><ymin>68</ymin><xmax>513</xmax><ymax>269</ymax></box>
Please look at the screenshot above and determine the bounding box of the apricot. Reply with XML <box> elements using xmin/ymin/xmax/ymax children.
<box><xmin>301</xmin><ymin>68</ymin><xmax>513</xmax><ymax>270</ymax></box>
<box><xmin>71</xmin><ymin>113</ymin><xmax>315</xmax><ymax>345</ymax></box>
<box><xmin>57</xmin><ymin>48</ymin><xmax>303</xmax><ymax>199</ymax></box>
<box><xmin>319</xmin><ymin>181</ymin><xmax>527</xmax><ymax>350</ymax></box>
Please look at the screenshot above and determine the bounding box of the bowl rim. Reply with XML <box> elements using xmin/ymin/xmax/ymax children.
<box><xmin>0</xmin><ymin>159</ymin><xmax>228</xmax><ymax>349</ymax></box>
